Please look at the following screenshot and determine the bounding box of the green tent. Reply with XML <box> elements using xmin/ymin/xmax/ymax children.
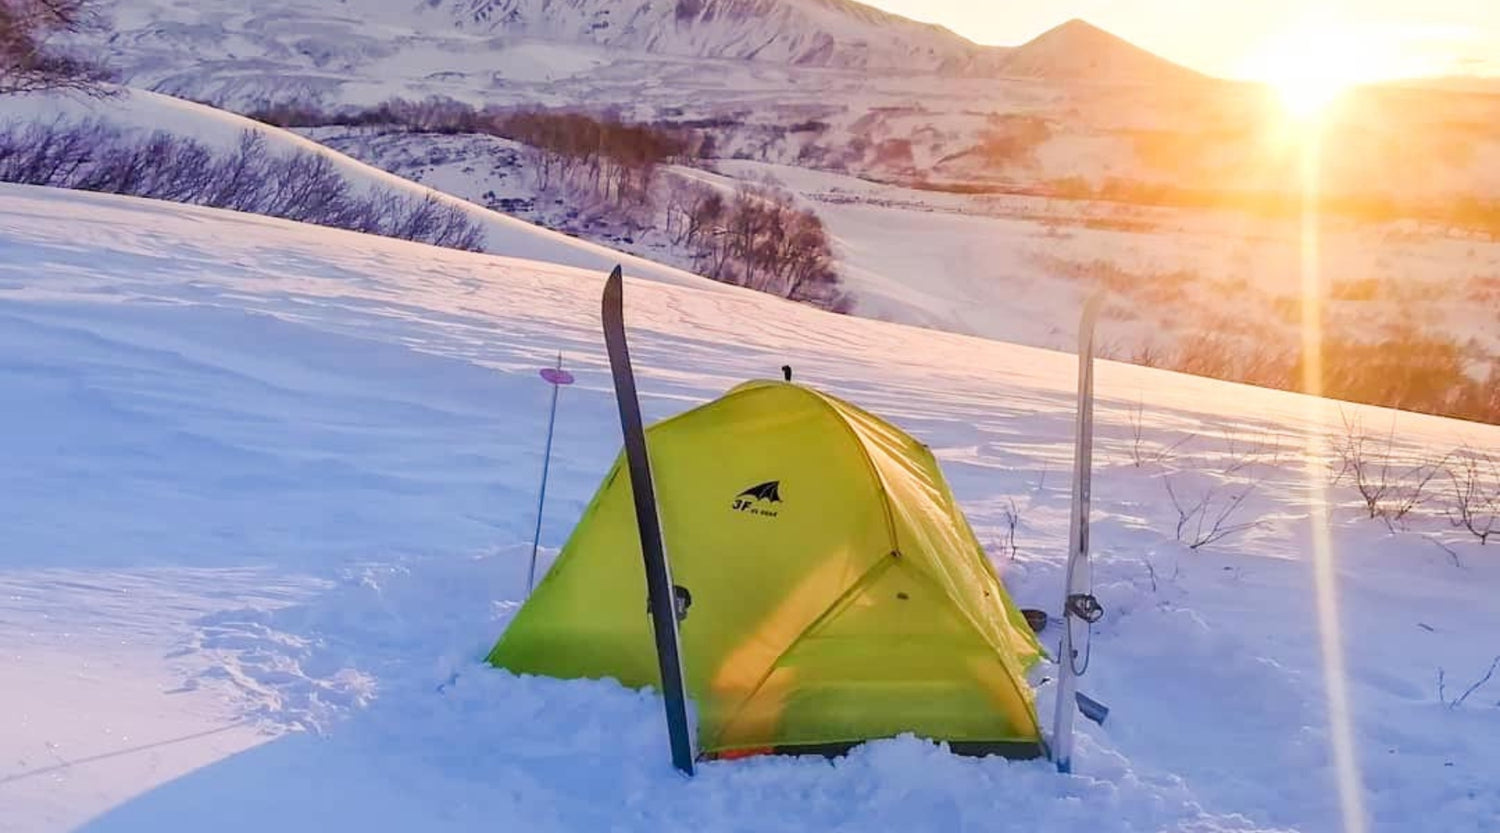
<box><xmin>488</xmin><ymin>380</ymin><xmax>1045</xmax><ymax>759</ymax></box>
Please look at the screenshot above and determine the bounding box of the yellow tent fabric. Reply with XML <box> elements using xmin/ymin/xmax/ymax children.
<box><xmin>488</xmin><ymin>380</ymin><xmax>1044</xmax><ymax>758</ymax></box>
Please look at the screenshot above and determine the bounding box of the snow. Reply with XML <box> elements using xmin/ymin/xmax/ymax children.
<box><xmin>2</xmin><ymin>183</ymin><xmax>1497</xmax><ymax>832</ymax></box>
<box><xmin>710</xmin><ymin>159</ymin><xmax>1500</xmax><ymax>357</ymax></box>
<box><xmin>11</xmin><ymin>83</ymin><xmax>1493</xmax><ymax>364</ymax></box>
<box><xmin>59</xmin><ymin>0</ymin><xmax>1500</xmax><ymax>213</ymax></box>
<box><xmin>0</xmin><ymin>88</ymin><xmax>708</xmax><ymax>290</ymax></box>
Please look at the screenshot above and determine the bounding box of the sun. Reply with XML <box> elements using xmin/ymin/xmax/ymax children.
<box><xmin>1276</xmin><ymin>74</ymin><xmax>1347</xmax><ymax>120</ymax></box>
<box><xmin>1241</xmin><ymin>19</ymin><xmax>1395</xmax><ymax>121</ymax></box>
<box><xmin>1277</xmin><ymin>66</ymin><xmax>1356</xmax><ymax>120</ymax></box>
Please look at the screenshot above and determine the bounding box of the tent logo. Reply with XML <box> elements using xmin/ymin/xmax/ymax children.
<box><xmin>732</xmin><ymin>481</ymin><xmax>782</xmax><ymax>517</ymax></box>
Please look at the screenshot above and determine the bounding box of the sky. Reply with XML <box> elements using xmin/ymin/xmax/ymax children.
<box><xmin>863</xmin><ymin>0</ymin><xmax>1499</xmax><ymax>79</ymax></box>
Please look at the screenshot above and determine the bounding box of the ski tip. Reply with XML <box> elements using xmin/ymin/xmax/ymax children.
<box><xmin>603</xmin><ymin>265</ymin><xmax>623</xmax><ymax>312</ymax></box>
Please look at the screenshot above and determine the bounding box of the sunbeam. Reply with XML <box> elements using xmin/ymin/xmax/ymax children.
<box><xmin>1299</xmin><ymin>120</ymin><xmax>1369</xmax><ymax>833</ymax></box>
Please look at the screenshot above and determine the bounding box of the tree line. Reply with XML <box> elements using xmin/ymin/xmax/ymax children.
<box><xmin>1144</xmin><ymin>325</ymin><xmax>1500</xmax><ymax>427</ymax></box>
<box><xmin>495</xmin><ymin>110</ymin><xmax>693</xmax><ymax>203</ymax></box>
<box><xmin>664</xmin><ymin>179</ymin><xmax>848</xmax><ymax>311</ymax></box>
<box><xmin>0</xmin><ymin>120</ymin><xmax>486</xmax><ymax>250</ymax></box>
<box><xmin>250</xmin><ymin>97</ymin><xmax>704</xmax><ymax>206</ymax></box>
<box><xmin>248</xmin><ymin>97</ymin><xmax>851</xmax><ymax>311</ymax></box>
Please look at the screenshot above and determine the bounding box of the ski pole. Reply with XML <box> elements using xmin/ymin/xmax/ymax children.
<box><xmin>527</xmin><ymin>353</ymin><xmax>574</xmax><ymax>595</ymax></box>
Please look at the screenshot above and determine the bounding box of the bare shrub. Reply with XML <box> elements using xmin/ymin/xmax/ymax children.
<box><xmin>1218</xmin><ymin>428</ymin><xmax>1285</xmax><ymax>475</ymax></box>
<box><xmin>1328</xmin><ymin>412</ymin><xmax>1448</xmax><ymax>528</ymax></box>
<box><xmin>1445</xmin><ymin>448</ymin><xmax>1499</xmax><ymax>545</ymax></box>
<box><xmin>0</xmin><ymin>120</ymin><xmax>486</xmax><ymax>251</ymax></box>
<box><xmin>1035</xmin><ymin>252</ymin><xmax>1496</xmax><ymax>426</ymax></box>
<box><xmin>1301</xmin><ymin>326</ymin><xmax>1474</xmax><ymax>419</ymax></box>
<box><xmin>1125</xmin><ymin>399</ymin><xmax>1191</xmax><ymax>468</ymax></box>
<box><xmin>1437</xmin><ymin>656</ymin><xmax>1500</xmax><ymax>708</ymax></box>
<box><xmin>1131</xmin><ymin>339</ymin><xmax>1166</xmax><ymax>368</ymax></box>
<box><xmin>1173</xmin><ymin>330</ymin><xmax>1294</xmax><ymax>390</ymax></box>
<box><xmin>999</xmin><ymin>496</ymin><xmax>1021</xmax><ymax>560</ymax></box>
<box><xmin>1158</xmin><ymin>430</ymin><xmax>1278</xmax><ymax>550</ymax></box>
<box><xmin>1163</xmin><ymin>475</ymin><xmax>1258</xmax><ymax>550</ymax></box>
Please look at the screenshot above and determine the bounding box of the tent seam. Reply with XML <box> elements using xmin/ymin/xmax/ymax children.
<box><xmin>800</xmin><ymin>388</ymin><xmax>903</xmax><ymax>550</ymax></box>
<box><xmin>811</xmin><ymin>392</ymin><xmax>1041</xmax><ymax>729</ymax></box>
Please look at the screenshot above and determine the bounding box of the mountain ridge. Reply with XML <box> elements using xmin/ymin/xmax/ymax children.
<box><xmin>84</xmin><ymin>0</ymin><xmax>1206</xmax><ymax>110</ymax></box>
<box><xmin>425</xmin><ymin>0</ymin><xmax>1195</xmax><ymax>81</ymax></box>
<box><xmin>433</xmin><ymin>0</ymin><xmax>1002</xmax><ymax>72</ymax></box>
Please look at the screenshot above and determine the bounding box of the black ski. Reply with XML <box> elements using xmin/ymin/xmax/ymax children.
<box><xmin>601</xmin><ymin>265</ymin><xmax>696</xmax><ymax>777</ymax></box>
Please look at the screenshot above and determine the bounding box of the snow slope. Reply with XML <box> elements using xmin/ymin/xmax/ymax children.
<box><xmin>712</xmin><ymin>159</ymin><xmax>1500</xmax><ymax>358</ymax></box>
<box><xmin>2</xmin><ymin>184</ymin><xmax>1498</xmax><ymax>833</ymax></box>
<box><xmin>0</xmin><ymin>88</ymin><xmax>706</xmax><ymax>288</ymax></box>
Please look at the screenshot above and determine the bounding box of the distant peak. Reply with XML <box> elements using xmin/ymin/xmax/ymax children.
<box><xmin>999</xmin><ymin>16</ymin><xmax>1199</xmax><ymax>83</ymax></box>
<box><xmin>1055</xmin><ymin>18</ymin><xmax>1104</xmax><ymax>33</ymax></box>
<box><xmin>1026</xmin><ymin>18</ymin><xmax>1121</xmax><ymax>46</ymax></box>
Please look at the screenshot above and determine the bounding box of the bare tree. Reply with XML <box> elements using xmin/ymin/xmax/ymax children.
<box><xmin>0</xmin><ymin>0</ymin><xmax>114</xmax><ymax>95</ymax></box>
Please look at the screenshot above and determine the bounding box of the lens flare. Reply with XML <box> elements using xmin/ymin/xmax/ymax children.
<box><xmin>1242</xmin><ymin>17</ymin><xmax>1430</xmax><ymax>123</ymax></box>
<box><xmin>1298</xmin><ymin>123</ymin><xmax>1369</xmax><ymax>833</ymax></box>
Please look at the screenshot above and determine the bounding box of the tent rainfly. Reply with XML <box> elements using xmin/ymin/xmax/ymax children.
<box><xmin>488</xmin><ymin>379</ymin><xmax>1045</xmax><ymax>759</ymax></box>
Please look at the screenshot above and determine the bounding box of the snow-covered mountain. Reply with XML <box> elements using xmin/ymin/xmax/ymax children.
<box><xmin>996</xmin><ymin>19</ymin><xmax>1197</xmax><ymax>83</ymax></box>
<box><xmin>91</xmin><ymin>0</ymin><xmax>1198</xmax><ymax>110</ymax></box>
<box><xmin>436</xmin><ymin>0</ymin><xmax>999</xmax><ymax>72</ymax></box>
<box><xmin>435</xmin><ymin>3</ymin><xmax>1201</xmax><ymax>81</ymax></box>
